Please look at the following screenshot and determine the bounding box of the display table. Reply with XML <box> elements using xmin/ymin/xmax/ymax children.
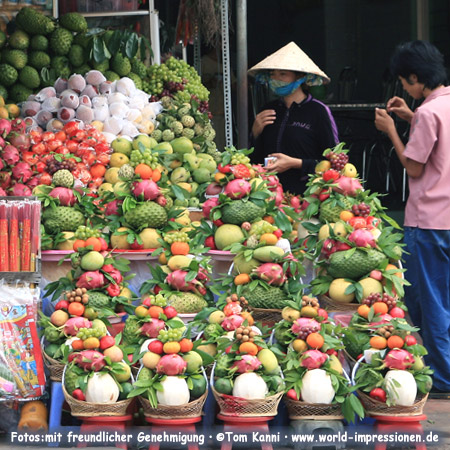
<box><xmin>206</xmin><ymin>250</ymin><xmax>235</xmax><ymax>279</ymax></box>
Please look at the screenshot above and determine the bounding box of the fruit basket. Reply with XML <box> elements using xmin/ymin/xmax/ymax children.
<box><xmin>210</xmin><ymin>364</ymin><xmax>283</xmax><ymax>417</ymax></box>
<box><xmin>42</xmin><ymin>349</ymin><xmax>65</xmax><ymax>382</ymax></box>
<box><xmin>284</xmin><ymin>396</ymin><xmax>344</xmax><ymax>420</ymax></box>
<box><xmin>249</xmin><ymin>307</ymin><xmax>282</xmax><ymax>328</ymax></box>
<box><xmin>318</xmin><ymin>294</ymin><xmax>359</xmax><ymax>313</ymax></box>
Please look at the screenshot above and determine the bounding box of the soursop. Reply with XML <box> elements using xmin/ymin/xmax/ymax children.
<box><xmin>87</xmin><ymin>292</ymin><xmax>110</xmax><ymax>309</ymax></box>
<box><xmin>127</xmin><ymin>72</ymin><xmax>142</xmax><ymax>90</ymax></box>
<box><xmin>9</xmin><ymin>84</ymin><xmax>32</xmax><ymax>103</ymax></box>
<box><xmin>30</xmin><ymin>35</ymin><xmax>48</xmax><ymax>51</ymax></box>
<box><xmin>104</xmin><ymin>70</ymin><xmax>120</xmax><ymax>82</ymax></box>
<box><xmin>92</xmin><ymin>59</ymin><xmax>109</xmax><ymax>73</ymax></box>
<box><xmin>167</xmin><ymin>292</ymin><xmax>208</xmax><ymax>313</ymax></box>
<box><xmin>122</xmin><ymin>316</ymin><xmax>142</xmax><ymax>345</ymax></box>
<box><xmin>0</xmin><ymin>85</ymin><xmax>7</xmax><ymax>100</ymax></box>
<box><xmin>59</xmin><ymin>13</ymin><xmax>88</xmax><ymax>33</ymax></box>
<box><xmin>124</xmin><ymin>202</ymin><xmax>168</xmax><ymax>230</ymax></box>
<box><xmin>43</xmin><ymin>207</ymin><xmax>85</xmax><ymax>233</ymax></box>
<box><xmin>64</xmin><ymin>366</ymin><xmax>79</xmax><ymax>394</ymax></box>
<box><xmin>130</xmin><ymin>58</ymin><xmax>147</xmax><ymax>79</ymax></box>
<box><xmin>9</xmin><ymin>30</ymin><xmax>30</xmax><ymax>50</ymax></box>
<box><xmin>19</xmin><ymin>66</ymin><xmax>40</xmax><ymax>89</ymax></box>
<box><xmin>51</xmin><ymin>56</ymin><xmax>71</xmax><ymax>78</ymax></box>
<box><xmin>73</xmin><ymin>32</ymin><xmax>90</xmax><ymax>49</ymax></box>
<box><xmin>50</xmin><ymin>27</ymin><xmax>74</xmax><ymax>56</ymax></box>
<box><xmin>3</xmin><ymin>49</ymin><xmax>28</xmax><ymax>70</ymax></box>
<box><xmin>319</xmin><ymin>197</ymin><xmax>352</xmax><ymax>223</ymax></box>
<box><xmin>118</xmin><ymin>164</ymin><xmax>135</xmax><ymax>181</ymax></box>
<box><xmin>111</xmin><ymin>53</ymin><xmax>131</xmax><ymax>77</ymax></box>
<box><xmin>16</xmin><ymin>7</ymin><xmax>56</xmax><ymax>35</ymax></box>
<box><xmin>327</xmin><ymin>248</ymin><xmax>387</xmax><ymax>280</ymax></box>
<box><xmin>28</xmin><ymin>51</ymin><xmax>51</xmax><ymax>70</ymax></box>
<box><xmin>221</xmin><ymin>200</ymin><xmax>265</xmax><ymax>225</ymax></box>
<box><xmin>68</xmin><ymin>44</ymin><xmax>85</xmax><ymax>67</ymax></box>
<box><xmin>52</xmin><ymin>170</ymin><xmax>74</xmax><ymax>188</ymax></box>
<box><xmin>0</xmin><ymin>64</ymin><xmax>18</xmax><ymax>87</ymax></box>
<box><xmin>241</xmin><ymin>285</ymin><xmax>290</xmax><ymax>309</ymax></box>
<box><xmin>76</xmin><ymin>64</ymin><xmax>91</xmax><ymax>76</ymax></box>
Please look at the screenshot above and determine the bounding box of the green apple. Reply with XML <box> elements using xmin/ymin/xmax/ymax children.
<box><xmin>111</xmin><ymin>137</ymin><xmax>132</xmax><ymax>156</ymax></box>
<box><xmin>132</xmin><ymin>134</ymin><xmax>157</xmax><ymax>150</ymax></box>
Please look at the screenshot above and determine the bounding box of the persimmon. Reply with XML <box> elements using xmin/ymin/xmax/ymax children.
<box><xmin>238</xmin><ymin>341</ymin><xmax>258</xmax><ymax>356</ymax></box>
<box><xmin>83</xmin><ymin>337</ymin><xmax>100</xmax><ymax>349</ymax></box>
<box><xmin>306</xmin><ymin>332</ymin><xmax>325</xmax><ymax>349</ymax></box>
<box><xmin>369</xmin><ymin>335</ymin><xmax>387</xmax><ymax>349</ymax></box>
<box><xmin>148</xmin><ymin>305</ymin><xmax>164</xmax><ymax>319</ymax></box>
<box><xmin>68</xmin><ymin>302</ymin><xmax>85</xmax><ymax>317</ymax></box>
<box><xmin>234</xmin><ymin>273</ymin><xmax>251</xmax><ymax>285</ymax></box>
<box><xmin>372</xmin><ymin>302</ymin><xmax>389</xmax><ymax>315</ymax></box>
<box><xmin>387</xmin><ymin>335</ymin><xmax>405</xmax><ymax>349</ymax></box>
<box><xmin>171</xmin><ymin>242</ymin><xmax>190</xmax><ymax>256</ymax></box>
<box><xmin>263</xmin><ymin>215</ymin><xmax>275</xmax><ymax>224</ymax></box>
<box><xmin>151</xmin><ymin>168</ymin><xmax>162</xmax><ymax>182</ymax></box>
<box><xmin>71</xmin><ymin>339</ymin><xmax>85</xmax><ymax>351</ymax></box>
<box><xmin>357</xmin><ymin>304</ymin><xmax>371</xmax><ymax>319</ymax></box>
<box><xmin>90</xmin><ymin>163</ymin><xmax>106</xmax><ymax>178</ymax></box>
<box><xmin>134</xmin><ymin>163</ymin><xmax>153</xmax><ymax>179</ymax></box>
<box><xmin>84</xmin><ymin>237</ymin><xmax>102</xmax><ymax>252</ymax></box>
<box><xmin>179</xmin><ymin>338</ymin><xmax>194</xmax><ymax>353</ymax></box>
<box><xmin>73</xmin><ymin>239</ymin><xmax>86</xmax><ymax>252</ymax></box>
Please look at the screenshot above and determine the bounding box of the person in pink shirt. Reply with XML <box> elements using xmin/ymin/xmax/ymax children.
<box><xmin>375</xmin><ymin>40</ymin><xmax>450</xmax><ymax>398</ymax></box>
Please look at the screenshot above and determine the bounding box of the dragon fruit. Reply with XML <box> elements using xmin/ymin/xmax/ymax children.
<box><xmin>348</xmin><ymin>229</ymin><xmax>376</xmax><ymax>248</ymax></box>
<box><xmin>165</xmin><ymin>270</ymin><xmax>197</xmax><ymax>291</ymax></box>
<box><xmin>12</xmin><ymin>183</ymin><xmax>32</xmax><ymax>196</ymax></box>
<box><xmin>26</xmin><ymin>176</ymin><xmax>40</xmax><ymax>190</ymax></box>
<box><xmin>107</xmin><ymin>268</ymin><xmax>123</xmax><ymax>284</ymax></box>
<box><xmin>232</xmin><ymin>355</ymin><xmax>262</xmax><ymax>373</ymax></box>
<box><xmin>71</xmin><ymin>350</ymin><xmax>106</xmax><ymax>372</ymax></box>
<box><xmin>141</xmin><ymin>319</ymin><xmax>165</xmax><ymax>338</ymax></box>
<box><xmin>156</xmin><ymin>354</ymin><xmax>187</xmax><ymax>376</ymax></box>
<box><xmin>333</xmin><ymin>176</ymin><xmax>363</xmax><ymax>196</ymax></box>
<box><xmin>300</xmin><ymin>350</ymin><xmax>328</xmax><ymax>369</ymax></box>
<box><xmin>8</xmin><ymin>133</ymin><xmax>31</xmax><ymax>152</ymax></box>
<box><xmin>0</xmin><ymin>172</ymin><xmax>11</xmax><ymax>190</ymax></box>
<box><xmin>10</xmin><ymin>119</ymin><xmax>27</xmax><ymax>134</ymax></box>
<box><xmin>12</xmin><ymin>163</ymin><xmax>33</xmax><ymax>183</ymax></box>
<box><xmin>253</xmin><ymin>263</ymin><xmax>286</xmax><ymax>286</ymax></box>
<box><xmin>2</xmin><ymin>145</ymin><xmax>20</xmax><ymax>165</ymax></box>
<box><xmin>321</xmin><ymin>238</ymin><xmax>337</xmax><ymax>257</ymax></box>
<box><xmin>156</xmin><ymin>195</ymin><xmax>167</xmax><ymax>207</ymax></box>
<box><xmin>64</xmin><ymin>317</ymin><xmax>92</xmax><ymax>336</ymax></box>
<box><xmin>202</xmin><ymin>197</ymin><xmax>220</xmax><ymax>219</ymax></box>
<box><xmin>291</xmin><ymin>318</ymin><xmax>321</xmax><ymax>336</ymax></box>
<box><xmin>76</xmin><ymin>271</ymin><xmax>106</xmax><ymax>289</ymax></box>
<box><xmin>105</xmin><ymin>199</ymin><xmax>122</xmax><ymax>216</ymax></box>
<box><xmin>231</xmin><ymin>164</ymin><xmax>251</xmax><ymax>179</ymax></box>
<box><xmin>49</xmin><ymin>187</ymin><xmax>76</xmax><ymax>206</ymax></box>
<box><xmin>0</xmin><ymin>119</ymin><xmax>11</xmax><ymax>138</ymax></box>
<box><xmin>221</xmin><ymin>314</ymin><xmax>245</xmax><ymax>331</ymax></box>
<box><xmin>132</xmin><ymin>180</ymin><xmax>160</xmax><ymax>201</ymax></box>
<box><xmin>0</xmin><ymin>136</ymin><xmax>5</xmax><ymax>149</ymax></box>
<box><xmin>224</xmin><ymin>178</ymin><xmax>252</xmax><ymax>199</ymax></box>
<box><xmin>385</xmin><ymin>349</ymin><xmax>415</xmax><ymax>370</ymax></box>
<box><xmin>0</xmin><ymin>188</ymin><xmax>6</xmax><ymax>196</ymax></box>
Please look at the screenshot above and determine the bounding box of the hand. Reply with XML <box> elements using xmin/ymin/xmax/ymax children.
<box><xmin>386</xmin><ymin>96</ymin><xmax>414</xmax><ymax>122</ymax></box>
<box><xmin>374</xmin><ymin>108</ymin><xmax>396</xmax><ymax>136</ymax></box>
<box><xmin>252</xmin><ymin>109</ymin><xmax>276</xmax><ymax>138</ymax></box>
<box><xmin>265</xmin><ymin>153</ymin><xmax>302</xmax><ymax>174</ymax></box>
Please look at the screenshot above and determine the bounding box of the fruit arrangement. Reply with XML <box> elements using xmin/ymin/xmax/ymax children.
<box><xmin>118</xmin><ymin>292</ymin><xmax>210</xmax><ymax>409</ymax></box>
<box><xmin>298</xmin><ymin>144</ymin><xmax>409</xmax><ymax>306</ymax></box>
<box><xmin>0</xmin><ymin>8</ymin><xmax>148</xmax><ymax>103</ymax></box>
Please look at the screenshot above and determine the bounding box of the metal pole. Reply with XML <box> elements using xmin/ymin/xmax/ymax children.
<box><xmin>149</xmin><ymin>0</ymin><xmax>161</xmax><ymax>65</ymax></box>
<box><xmin>236</xmin><ymin>0</ymin><xmax>248</xmax><ymax>148</ymax></box>
<box><xmin>221</xmin><ymin>0</ymin><xmax>233</xmax><ymax>148</ymax></box>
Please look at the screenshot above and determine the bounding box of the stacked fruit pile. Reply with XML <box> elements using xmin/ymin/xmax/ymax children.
<box><xmin>0</xmin><ymin>8</ymin><xmax>147</xmax><ymax>103</ymax></box>
<box><xmin>298</xmin><ymin>144</ymin><xmax>408</xmax><ymax>308</ymax></box>
<box><xmin>126</xmin><ymin>293</ymin><xmax>209</xmax><ymax>408</ymax></box>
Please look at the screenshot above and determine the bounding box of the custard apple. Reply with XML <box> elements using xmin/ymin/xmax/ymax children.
<box><xmin>52</xmin><ymin>170</ymin><xmax>74</xmax><ymax>188</ymax></box>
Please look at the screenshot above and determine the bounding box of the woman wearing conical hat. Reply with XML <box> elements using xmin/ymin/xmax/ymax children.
<box><xmin>248</xmin><ymin>42</ymin><xmax>339</xmax><ymax>195</ymax></box>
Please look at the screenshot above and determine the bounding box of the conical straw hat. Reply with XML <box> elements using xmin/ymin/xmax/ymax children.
<box><xmin>248</xmin><ymin>41</ymin><xmax>330</xmax><ymax>84</ymax></box>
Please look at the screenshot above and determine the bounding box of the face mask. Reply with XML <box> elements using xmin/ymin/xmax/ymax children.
<box><xmin>268</xmin><ymin>77</ymin><xmax>306</xmax><ymax>96</ymax></box>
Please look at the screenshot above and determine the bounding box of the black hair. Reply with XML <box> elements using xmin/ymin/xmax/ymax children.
<box><xmin>390</xmin><ymin>40</ymin><xmax>448</xmax><ymax>89</ymax></box>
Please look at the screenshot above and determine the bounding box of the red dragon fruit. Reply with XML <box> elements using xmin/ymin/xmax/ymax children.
<box><xmin>384</xmin><ymin>349</ymin><xmax>415</xmax><ymax>370</ymax></box>
<box><xmin>165</xmin><ymin>270</ymin><xmax>196</xmax><ymax>291</ymax></box>
<box><xmin>0</xmin><ymin>172</ymin><xmax>12</xmax><ymax>190</ymax></box>
<box><xmin>300</xmin><ymin>350</ymin><xmax>328</xmax><ymax>369</ymax></box>
<box><xmin>26</xmin><ymin>176</ymin><xmax>40</xmax><ymax>190</ymax></box>
<box><xmin>49</xmin><ymin>187</ymin><xmax>76</xmax><ymax>206</ymax></box>
<box><xmin>348</xmin><ymin>229</ymin><xmax>376</xmax><ymax>248</ymax></box>
<box><xmin>253</xmin><ymin>263</ymin><xmax>286</xmax><ymax>286</ymax></box>
<box><xmin>71</xmin><ymin>350</ymin><xmax>106</xmax><ymax>372</ymax></box>
<box><xmin>76</xmin><ymin>271</ymin><xmax>106</xmax><ymax>289</ymax></box>
<box><xmin>291</xmin><ymin>318</ymin><xmax>321</xmax><ymax>336</ymax></box>
<box><xmin>0</xmin><ymin>188</ymin><xmax>6</xmax><ymax>196</ymax></box>
<box><xmin>105</xmin><ymin>199</ymin><xmax>122</xmax><ymax>216</ymax></box>
<box><xmin>232</xmin><ymin>355</ymin><xmax>262</xmax><ymax>373</ymax></box>
<box><xmin>12</xmin><ymin>183</ymin><xmax>32</xmax><ymax>196</ymax></box>
<box><xmin>2</xmin><ymin>145</ymin><xmax>20</xmax><ymax>165</ymax></box>
<box><xmin>156</xmin><ymin>354</ymin><xmax>187</xmax><ymax>376</ymax></box>
<box><xmin>321</xmin><ymin>238</ymin><xmax>337</xmax><ymax>258</ymax></box>
<box><xmin>202</xmin><ymin>197</ymin><xmax>220</xmax><ymax>219</ymax></box>
<box><xmin>64</xmin><ymin>317</ymin><xmax>92</xmax><ymax>336</ymax></box>
<box><xmin>332</xmin><ymin>176</ymin><xmax>363</xmax><ymax>196</ymax></box>
<box><xmin>132</xmin><ymin>180</ymin><xmax>160</xmax><ymax>201</ymax></box>
<box><xmin>0</xmin><ymin>119</ymin><xmax>11</xmax><ymax>138</ymax></box>
<box><xmin>141</xmin><ymin>319</ymin><xmax>166</xmax><ymax>338</ymax></box>
<box><xmin>0</xmin><ymin>136</ymin><xmax>5</xmax><ymax>149</ymax></box>
<box><xmin>8</xmin><ymin>132</ymin><xmax>31</xmax><ymax>152</ymax></box>
<box><xmin>231</xmin><ymin>164</ymin><xmax>251</xmax><ymax>179</ymax></box>
<box><xmin>221</xmin><ymin>314</ymin><xmax>245</xmax><ymax>331</ymax></box>
<box><xmin>10</xmin><ymin>118</ymin><xmax>27</xmax><ymax>134</ymax></box>
<box><xmin>156</xmin><ymin>195</ymin><xmax>167</xmax><ymax>207</ymax></box>
<box><xmin>107</xmin><ymin>268</ymin><xmax>123</xmax><ymax>284</ymax></box>
<box><xmin>224</xmin><ymin>178</ymin><xmax>252</xmax><ymax>199</ymax></box>
<box><xmin>12</xmin><ymin>162</ymin><xmax>33</xmax><ymax>182</ymax></box>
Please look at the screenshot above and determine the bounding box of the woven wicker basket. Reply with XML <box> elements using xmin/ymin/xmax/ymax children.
<box><xmin>139</xmin><ymin>390</ymin><xmax>207</xmax><ymax>419</ymax></box>
<box><xmin>358</xmin><ymin>390</ymin><xmax>428</xmax><ymax>417</ymax></box>
<box><xmin>250</xmin><ymin>308</ymin><xmax>282</xmax><ymax>327</ymax></box>
<box><xmin>318</xmin><ymin>294</ymin><xmax>359</xmax><ymax>313</ymax></box>
<box><xmin>284</xmin><ymin>397</ymin><xmax>344</xmax><ymax>420</ymax></box>
<box><xmin>42</xmin><ymin>351</ymin><xmax>65</xmax><ymax>382</ymax></box>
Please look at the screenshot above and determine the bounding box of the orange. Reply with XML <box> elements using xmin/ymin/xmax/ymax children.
<box><xmin>234</xmin><ymin>273</ymin><xmax>251</xmax><ymax>285</ymax></box>
<box><xmin>135</xmin><ymin>163</ymin><xmax>153</xmax><ymax>180</ymax></box>
<box><xmin>369</xmin><ymin>335</ymin><xmax>387</xmax><ymax>349</ymax></box>
<box><xmin>385</xmin><ymin>263</ymin><xmax>402</xmax><ymax>278</ymax></box>
<box><xmin>179</xmin><ymin>338</ymin><xmax>194</xmax><ymax>353</ymax></box>
<box><xmin>71</xmin><ymin>339</ymin><xmax>85</xmax><ymax>351</ymax></box>
<box><xmin>306</xmin><ymin>332</ymin><xmax>324</xmax><ymax>349</ymax></box>
<box><xmin>259</xmin><ymin>233</ymin><xmax>278</xmax><ymax>245</ymax></box>
<box><xmin>214</xmin><ymin>172</ymin><xmax>227</xmax><ymax>183</ymax></box>
<box><xmin>151</xmin><ymin>168</ymin><xmax>162</xmax><ymax>182</ymax></box>
<box><xmin>68</xmin><ymin>302</ymin><xmax>85</xmax><ymax>317</ymax></box>
<box><xmin>238</xmin><ymin>341</ymin><xmax>259</xmax><ymax>356</ymax></box>
<box><xmin>83</xmin><ymin>337</ymin><xmax>100</xmax><ymax>349</ymax></box>
<box><xmin>170</xmin><ymin>242</ymin><xmax>190</xmax><ymax>256</ymax></box>
<box><xmin>240</xmin><ymin>311</ymin><xmax>254</xmax><ymax>326</ymax></box>
<box><xmin>148</xmin><ymin>305</ymin><xmax>164</xmax><ymax>319</ymax></box>
<box><xmin>163</xmin><ymin>341</ymin><xmax>181</xmax><ymax>354</ymax></box>
<box><xmin>372</xmin><ymin>302</ymin><xmax>389</xmax><ymax>315</ymax></box>
<box><xmin>84</xmin><ymin>237</ymin><xmax>102</xmax><ymax>252</ymax></box>
<box><xmin>357</xmin><ymin>304</ymin><xmax>371</xmax><ymax>319</ymax></box>
<box><xmin>339</xmin><ymin>210</ymin><xmax>355</xmax><ymax>222</ymax></box>
<box><xmin>387</xmin><ymin>335</ymin><xmax>405</xmax><ymax>349</ymax></box>
<box><xmin>263</xmin><ymin>215</ymin><xmax>275</xmax><ymax>224</ymax></box>
<box><xmin>73</xmin><ymin>239</ymin><xmax>86</xmax><ymax>252</ymax></box>
<box><xmin>90</xmin><ymin>163</ymin><xmax>106</xmax><ymax>179</ymax></box>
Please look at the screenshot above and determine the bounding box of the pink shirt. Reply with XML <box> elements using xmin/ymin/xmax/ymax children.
<box><xmin>403</xmin><ymin>86</ymin><xmax>450</xmax><ymax>229</ymax></box>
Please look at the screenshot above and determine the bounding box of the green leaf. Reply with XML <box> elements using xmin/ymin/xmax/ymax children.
<box><xmin>125</xmin><ymin>33</ymin><xmax>139</xmax><ymax>59</ymax></box>
<box><xmin>93</xmin><ymin>36</ymin><xmax>107</xmax><ymax>63</ymax></box>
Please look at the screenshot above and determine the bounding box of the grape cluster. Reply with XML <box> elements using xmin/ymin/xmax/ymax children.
<box><xmin>230</xmin><ymin>153</ymin><xmax>251</xmax><ymax>167</ymax></box>
<box><xmin>164</xmin><ymin>231</ymin><xmax>189</xmax><ymax>244</ymax></box>
<box><xmin>77</xmin><ymin>327</ymin><xmax>105</xmax><ymax>340</ymax></box>
<box><xmin>327</xmin><ymin>152</ymin><xmax>349</xmax><ymax>170</ymax></box>
<box><xmin>75</xmin><ymin>226</ymin><xmax>101</xmax><ymax>240</ymax></box>
<box><xmin>65</xmin><ymin>288</ymin><xmax>89</xmax><ymax>304</ymax></box>
<box><xmin>295</xmin><ymin>323</ymin><xmax>320</xmax><ymax>340</ymax></box>
<box><xmin>362</xmin><ymin>293</ymin><xmax>397</xmax><ymax>308</ymax></box>
<box><xmin>235</xmin><ymin>326</ymin><xmax>256</xmax><ymax>343</ymax></box>
<box><xmin>301</xmin><ymin>295</ymin><xmax>319</xmax><ymax>308</ymax></box>
<box><xmin>352</xmin><ymin>203</ymin><xmax>371</xmax><ymax>218</ymax></box>
<box><xmin>47</xmin><ymin>157</ymin><xmax>76</xmax><ymax>175</ymax></box>
<box><xmin>250</xmin><ymin>221</ymin><xmax>277</xmax><ymax>239</ymax></box>
<box><xmin>150</xmin><ymin>294</ymin><xmax>167</xmax><ymax>307</ymax></box>
<box><xmin>157</xmin><ymin>328</ymin><xmax>183</xmax><ymax>343</ymax></box>
<box><xmin>376</xmin><ymin>324</ymin><xmax>394</xmax><ymax>339</ymax></box>
<box><xmin>130</xmin><ymin>148</ymin><xmax>159</xmax><ymax>169</ymax></box>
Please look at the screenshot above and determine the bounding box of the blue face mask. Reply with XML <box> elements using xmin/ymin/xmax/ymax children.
<box><xmin>268</xmin><ymin>76</ymin><xmax>306</xmax><ymax>96</ymax></box>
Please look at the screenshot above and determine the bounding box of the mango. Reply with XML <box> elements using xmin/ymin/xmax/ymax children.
<box><xmin>171</xmin><ymin>137</ymin><xmax>194</xmax><ymax>154</ymax></box>
<box><xmin>253</xmin><ymin>245</ymin><xmax>285</xmax><ymax>262</ymax></box>
<box><xmin>257</xmin><ymin>349</ymin><xmax>279</xmax><ymax>374</ymax></box>
<box><xmin>167</xmin><ymin>255</ymin><xmax>192</xmax><ymax>271</ymax></box>
<box><xmin>232</xmin><ymin>254</ymin><xmax>261</xmax><ymax>275</ymax></box>
<box><xmin>329</xmin><ymin>354</ymin><xmax>343</xmax><ymax>374</ymax></box>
